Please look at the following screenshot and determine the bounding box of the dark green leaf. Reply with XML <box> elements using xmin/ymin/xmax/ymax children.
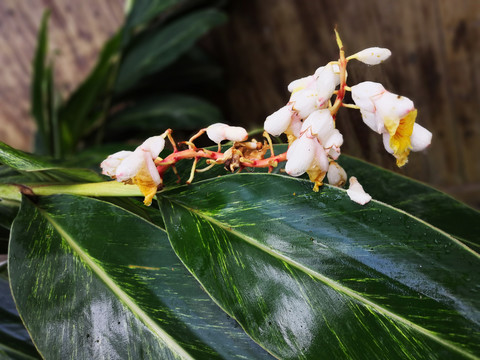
<box><xmin>116</xmin><ymin>9</ymin><xmax>227</xmax><ymax>93</ymax></box>
<box><xmin>0</xmin><ymin>142</ymin><xmax>102</xmax><ymax>183</ymax></box>
<box><xmin>0</xmin><ymin>263</ymin><xmax>41</xmax><ymax>359</ymax></box>
<box><xmin>159</xmin><ymin>173</ymin><xmax>480</xmax><ymax>359</ymax></box>
<box><xmin>9</xmin><ymin>195</ymin><xmax>273</xmax><ymax>359</ymax></box>
<box><xmin>108</xmin><ymin>94</ymin><xmax>221</xmax><ymax>134</ymax></box>
<box><xmin>124</xmin><ymin>0</ymin><xmax>184</xmax><ymax>33</ymax></box>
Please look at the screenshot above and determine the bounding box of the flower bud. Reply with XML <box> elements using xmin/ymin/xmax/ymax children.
<box><xmin>353</xmin><ymin>47</ymin><xmax>391</xmax><ymax>65</ymax></box>
<box><xmin>288</xmin><ymin>75</ymin><xmax>314</xmax><ymax>93</ymax></box>
<box><xmin>285</xmin><ymin>136</ymin><xmax>316</xmax><ymax>177</ymax></box>
<box><xmin>327</xmin><ymin>162</ymin><xmax>347</xmax><ymax>187</ymax></box>
<box><xmin>264</xmin><ymin>105</ymin><xmax>292</xmax><ymax>136</ymax></box>
<box><xmin>206</xmin><ymin>123</ymin><xmax>248</xmax><ymax>144</ymax></box>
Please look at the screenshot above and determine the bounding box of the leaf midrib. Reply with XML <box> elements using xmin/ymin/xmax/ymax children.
<box><xmin>37</xmin><ymin>207</ymin><xmax>194</xmax><ymax>360</ymax></box>
<box><xmin>160</xmin><ymin>177</ymin><xmax>479</xmax><ymax>360</ymax></box>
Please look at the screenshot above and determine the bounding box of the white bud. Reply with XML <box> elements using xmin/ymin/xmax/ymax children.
<box><xmin>206</xmin><ymin>123</ymin><xmax>248</xmax><ymax>144</ymax></box>
<box><xmin>100</xmin><ymin>150</ymin><xmax>133</xmax><ymax>177</ymax></box>
<box><xmin>410</xmin><ymin>123</ymin><xmax>432</xmax><ymax>152</ymax></box>
<box><xmin>264</xmin><ymin>105</ymin><xmax>292</xmax><ymax>136</ymax></box>
<box><xmin>327</xmin><ymin>162</ymin><xmax>347</xmax><ymax>187</ymax></box>
<box><xmin>347</xmin><ymin>176</ymin><xmax>372</xmax><ymax>205</ymax></box>
<box><xmin>224</xmin><ymin>126</ymin><xmax>249</xmax><ymax>142</ymax></box>
<box><xmin>314</xmin><ymin>64</ymin><xmax>337</xmax><ymax>107</ymax></box>
<box><xmin>285</xmin><ymin>136</ymin><xmax>316</xmax><ymax>177</ymax></box>
<box><xmin>353</xmin><ymin>47</ymin><xmax>391</xmax><ymax>65</ymax></box>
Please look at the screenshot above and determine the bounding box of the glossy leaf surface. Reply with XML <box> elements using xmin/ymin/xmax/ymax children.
<box><xmin>0</xmin><ymin>142</ymin><xmax>101</xmax><ymax>183</ymax></box>
<box><xmin>159</xmin><ymin>173</ymin><xmax>480</xmax><ymax>359</ymax></box>
<box><xmin>0</xmin><ymin>263</ymin><xmax>40</xmax><ymax>359</ymax></box>
<box><xmin>8</xmin><ymin>195</ymin><xmax>272</xmax><ymax>359</ymax></box>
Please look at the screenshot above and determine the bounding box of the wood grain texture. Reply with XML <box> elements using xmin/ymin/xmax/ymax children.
<box><xmin>0</xmin><ymin>0</ymin><xmax>123</xmax><ymax>151</ymax></box>
<box><xmin>205</xmin><ymin>0</ymin><xmax>480</xmax><ymax>207</ymax></box>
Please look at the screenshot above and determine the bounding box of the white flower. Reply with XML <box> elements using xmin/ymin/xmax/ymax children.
<box><xmin>288</xmin><ymin>75</ymin><xmax>315</xmax><ymax>93</ymax></box>
<box><xmin>351</xmin><ymin>81</ymin><xmax>432</xmax><ymax>166</ymax></box>
<box><xmin>351</xmin><ymin>47</ymin><xmax>391</xmax><ymax>65</ymax></box>
<box><xmin>206</xmin><ymin>123</ymin><xmax>248</xmax><ymax>144</ymax></box>
<box><xmin>100</xmin><ymin>135</ymin><xmax>166</xmax><ymax>205</ymax></box>
<box><xmin>314</xmin><ymin>64</ymin><xmax>340</xmax><ymax>107</ymax></box>
<box><xmin>347</xmin><ymin>177</ymin><xmax>371</xmax><ymax>205</ymax></box>
<box><xmin>264</xmin><ymin>105</ymin><xmax>293</xmax><ymax>136</ymax></box>
<box><xmin>285</xmin><ymin>131</ymin><xmax>330</xmax><ymax>178</ymax></box>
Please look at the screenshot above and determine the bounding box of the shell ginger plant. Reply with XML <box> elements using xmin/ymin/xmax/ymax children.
<box><xmin>100</xmin><ymin>30</ymin><xmax>432</xmax><ymax>206</ymax></box>
<box><xmin>2</xmin><ymin>30</ymin><xmax>479</xmax><ymax>360</ymax></box>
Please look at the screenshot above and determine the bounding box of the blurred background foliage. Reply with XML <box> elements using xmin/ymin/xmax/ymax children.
<box><xmin>0</xmin><ymin>0</ymin><xmax>479</xmax><ymax>208</ymax></box>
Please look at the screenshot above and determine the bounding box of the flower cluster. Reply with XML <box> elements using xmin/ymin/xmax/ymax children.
<box><xmin>100</xmin><ymin>31</ymin><xmax>432</xmax><ymax>207</ymax></box>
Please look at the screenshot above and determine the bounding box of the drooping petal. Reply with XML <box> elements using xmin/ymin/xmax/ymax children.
<box><xmin>100</xmin><ymin>150</ymin><xmax>133</xmax><ymax>177</ymax></box>
<box><xmin>410</xmin><ymin>123</ymin><xmax>432</xmax><ymax>152</ymax></box>
<box><xmin>323</xmin><ymin>129</ymin><xmax>343</xmax><ymax>150</ymax></box>
<box><xmin>285</xmin><ymin>136</ymin><xmax>316</xmax><ymax>177</ymax></box>
<box><xmin>264</xmin><ymin>105</ymin><xmax>292</xmax><ymax>136</ymax></box>
<box><xmin>115</xmin><ymin>151</ymin><xmax>144</xmax><ymax>182</ymax></box>
<box><xmin>352</xmin><ymin>47</ymin><xmax>391</xmax><ymax>65</ymax></box>
<box><xmin>382</xmin><ymin>133</ymin><xmax>394</xmax><ymax>154</ymax></box>
<box><xmin>327</xmin><ymin>161</ymin><xmax>347</xmax><ymax>187</ymax></box>
<box><xmin>347</xmin><ymin>176</ymin><xmax>372</xmax><ymax>205</ymax></box>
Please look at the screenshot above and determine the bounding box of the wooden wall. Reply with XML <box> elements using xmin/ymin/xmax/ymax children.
<box><xmin>0</xmin><ymin>0</ymin><xmax>479</xmax><ymax>208</ymax></box>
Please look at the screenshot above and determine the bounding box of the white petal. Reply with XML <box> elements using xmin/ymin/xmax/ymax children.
<box><xmin>288</xmin><ymin>75</ymin><xmax>314</xmax><ymax>93</ymax></box>
<box><xmin>264</xmin><ymin>105</ymin><xmax>292</xmax><ymax>136</ymax></box>
<box><xmin>301</xmin><ymin>109</ymin><xmax>334</xmax><ymax>143</ymax></box>
<box><xmin>286</xmin><ymin>115</ymin><xmax>303</xmax><ymax>138</ymax></box>
<box><xmin>410</xmin><ymin>123</ymin><xmax>432</xmax><ymax>152</ymax></box>
<box><xmin>143</xmin><ymin>152</ymin><xmax>161</xmax><ymax>185</ymax></box>
<box><xmin>327</xmin><ymin>162</ymin><xmax>347</xmax><ymax>187</ymax></box>
<box><xmin>206</xmin><ymin>123</ymin><xmax>228</xmax><ymax>144</ymax></box>
<box><xmin>285</xmin><ymin>136</ymin><xmax>316</xmax><ymax>177</ymax></box>
<box><xmin>224</xmin><ymin>126</ymin><xmax>248</xmax><ymax>142</ymax></box>
<box><xmin>323</xmin><ymin>129</ymin><xmax>343</xmax><ymax>149</ymax></box>
<box><xmin>347</xmin><ymin>176</ymin><xmax>372</xmax><ymax>205</ymax></box>
<box><xmin>115</xmin><ymin>151</ymin><xmax>144</xmax><ymax>181</ymax></box>
<box><xmin>290</xmin><ymin>88</ymin><xmax>318</xmax><ymax>119</ymax></box>
<box><xmin>351</xmin><ymin>81</ymin><xmax>385</xmax><ymax>113</ymax></box>
<box><xmin>353</xmin><ymin>47</ymin><xmax>391</xmax><ymax>65</ymax></box>
<box><xmin>328</xmin><ymin>147</ymin><xmax>341</xmax><ymax>160</ymax></box>
<box><xmin>382</xmin><ymin>133</ymin><xmax>394</xmax><ymax>154</ymax></box>
<box><xmin>360</xmin><ymin>109</ymin><xmax>383</xmax><ymax>133</ymax></box>
<box><xmin>311</xmin><ymin>143</ymin><xmax>330</xmax><ymax>173</ymax></box>
<box><xmin>374</xmin><ymin>91</ymin><xmax>415</xmax><ymax>125</ymax></box>
<box><xmin>100</xmin><ymin>150</ymin><xmax>133</xmax><ymax>177</ymax></box>
<box><xmin>140</xmin><ymin>136</ymin><xmax>165</xmax><ymax>159</ymax></box>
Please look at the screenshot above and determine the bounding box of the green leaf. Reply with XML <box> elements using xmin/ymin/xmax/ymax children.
<box><xmin>57</xmin><ymin>31</ymin><xmax>122</xmax><ymax>153</ymax></box>
<box><xmin>8</xmin><ymin>195</ymin><xmax>273</xmax><ymax>359</ymax></box>
<box><xmin>124</xmin><ymin>0</ymin><xmax>184</xmax><ymax>33</ymax></box>
<box><xmin>0</xmin><ymin>263</ymin><xmax>41</xmax><ymax>359</ymax></box>
<box><xmin>159</xmin><ymin>173</ymin><xmax>480</xmax><ymax>359</ymax></box>
<box><xmin>31</xmin><ymin>11</ymin><xmax>59</xmax><ymax>156</ymax></box>
<box><xmin>116</xmin><ymin>8</ymin><xmax>227</xmax><ymax>93</ymax></box>
<box><xmin>0</xmin><ymin>142</ymin><xmax>102</xmax><ymax>183</ymax></box>
<box><xmin>108</xmin><ymin>94</ymin><xmax>221</xmax><ymax>134</ymax></box>
<box><xmin>337</xmin><ymin>156</ymin><xmax>480</xmax><ymax>248</ymax></box>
